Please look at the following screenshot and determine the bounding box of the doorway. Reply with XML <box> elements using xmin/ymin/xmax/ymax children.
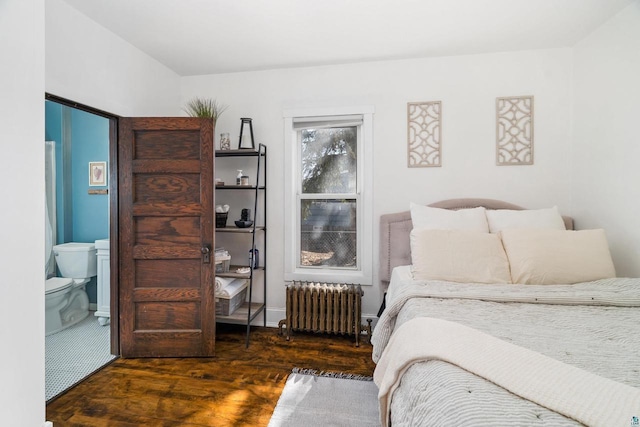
<box><xmin>44</xmin><ymin>94</ymin><xmax>119</xmax><ymax>401</ymax></box>
<box><xmin>45</xmin><ymin>95</ymin><xmax>217</xmax><ymax>382</ymax></box>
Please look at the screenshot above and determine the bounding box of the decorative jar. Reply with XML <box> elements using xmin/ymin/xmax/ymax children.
<box><xmin>220</xmin><ymin>133</ymin><xmax>231</xmax><ymax>150</ymax></box>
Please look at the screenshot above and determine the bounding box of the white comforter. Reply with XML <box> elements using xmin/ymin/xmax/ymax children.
<box><xmin>371</xmin><ymin>266</ymin><xmax>640</xmax><ymax>427</ymax></box>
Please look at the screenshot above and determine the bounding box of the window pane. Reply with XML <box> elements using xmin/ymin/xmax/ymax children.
<box><xmin>300</xmin><ymin>127</ymin><xmax>357</xmax><ymax>194</ymax></box>
<box><xmin>300</xmin><ymin>199</ymin><xmax>357</xmax><ymax>268</ymax></box>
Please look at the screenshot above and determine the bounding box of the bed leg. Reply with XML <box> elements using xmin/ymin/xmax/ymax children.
<box><xmin>355</xmin><ymin>318</ymin><xmax>374</xmax><ymax>347</ymax></box>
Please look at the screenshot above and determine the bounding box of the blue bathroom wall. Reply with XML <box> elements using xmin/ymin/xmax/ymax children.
<box><xmin>70</xmin><ymin>108</ymin><xmax>109</xmax><ymax>244</ymax></box>
<box><xmin>44</xmin><ymin>102</ymin><xmax>109</xmax><ymax>304</ymax></box>
<box><xmin>70</xmin><ymin>108</ymin><xmax>109</xmax><ymax>304</ymax></box>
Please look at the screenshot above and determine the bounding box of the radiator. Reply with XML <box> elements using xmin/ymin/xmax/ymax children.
<box><xmin>278</xmin><ymin>281</ymin><xmax>372</xmax><ymax>347</ymax></box>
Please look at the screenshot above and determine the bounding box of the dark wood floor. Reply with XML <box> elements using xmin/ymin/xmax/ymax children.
<box><xmin>46</xmin><ymin>324</ymin><xmax>376</xmax><ymax>426</ymax></box>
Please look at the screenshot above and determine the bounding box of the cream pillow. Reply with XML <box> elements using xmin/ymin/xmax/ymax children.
<box><xmin>486</xmin><ymin>206</ymin><xmax>566</xmax><ymax>233</ymax></box>
<box><xmin>410</xmin><ymin>229</ymin><xmax>512</xmax><ymax>284</ymax></box>
<box><xmin>410</xmin><ymin>203</ymin><xmax>489</xmax><ymax>232</ymax></box>
<box><xmin>501</xmin><ymin>228</ymin><xmax>616</xmax><ymax>285</ymax></box>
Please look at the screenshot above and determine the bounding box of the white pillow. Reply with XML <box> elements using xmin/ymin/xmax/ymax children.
<box><xmin>410</xmin><ymin>229</ymin><xmax>512</xmax><ymax>284</ymax></box>
<box><xmin>501</xmin><ymin>228</ymin><xmax>616</xmax><ymax>285</ymax></box>
<box><xmin>410</xmin><ymin>203</ymin><xmax>489</xmax><ymax>232</ymax></box>
<box><xmin>486</xmin><ymin>206</ymin><xmax>565</xmax><ymax>233</ymax></box>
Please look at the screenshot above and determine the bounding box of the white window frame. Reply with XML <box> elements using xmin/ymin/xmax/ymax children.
<box><xmin>283</xmin><ymin>106</ymin><xmax>374</xmax><ymax>285</ymax></box>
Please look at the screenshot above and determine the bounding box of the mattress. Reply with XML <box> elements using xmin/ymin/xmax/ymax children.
<box><xmin>372</xmin><ymin>266</ymin><xmax>640</xmax><ymax>427</ymax></box>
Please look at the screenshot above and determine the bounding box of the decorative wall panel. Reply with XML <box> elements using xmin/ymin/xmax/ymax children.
<box><xmin>496</xmin><ymin>96</ymin><xmax>534</xmax><ymax>165</ymax></box>
<box><xmin>408</xmin><ymin>101</ymin><xmax>441</xmax><ymax>167</ymax></box>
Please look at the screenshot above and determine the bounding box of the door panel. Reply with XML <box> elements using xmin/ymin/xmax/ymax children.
<box><xmin>133</xmin><ymin>174</ymin><xmax>201</xmax><ymax>203</ymax></box>
<box><xmin>119</xmin><ymin>117</ymin><xmax>215</xmax><ymax>357</ymax></box>
<box><xmin>135</xmin><ymin>260</ymin><xmax>201</xmax><ymax>288</ymax></box>
<box><xmin>134</xmin><ymin>217</ymin><xmax>201</xmax><ymax>245</ymax></box>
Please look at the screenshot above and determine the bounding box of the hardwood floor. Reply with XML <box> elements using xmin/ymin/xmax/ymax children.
<box><xmin>46</xmin><ymin>324</ymin><xmax>376</xmax><ymax>426</ymax></box>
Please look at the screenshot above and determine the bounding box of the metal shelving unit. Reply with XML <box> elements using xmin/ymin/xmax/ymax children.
<box><xmin>215</xmin><ymin>143</ymin><xmax>266</xmax><ymax>347</ymax></box>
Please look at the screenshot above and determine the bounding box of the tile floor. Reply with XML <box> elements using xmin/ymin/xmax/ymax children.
<box><xmin>45</xmin><ymin>311</ymin><xmax>116</xmax><ymax>401</ymax></box>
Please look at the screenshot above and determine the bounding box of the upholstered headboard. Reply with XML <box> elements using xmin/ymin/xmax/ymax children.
<box><xmin>378</xmin><ymin>198</ymin><xmax>574</xmax><ymax>289</ymax></box>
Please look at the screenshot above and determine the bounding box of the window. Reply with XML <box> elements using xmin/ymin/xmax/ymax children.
<box><xmin>299</xmin><ymin>123</ymin><xmax>358</xmax><ymax>269</ymax></box>
<box><xmin>284</xmin><ymin>107</ymin><xmax>374</xmax><ymax>285</ymax></box>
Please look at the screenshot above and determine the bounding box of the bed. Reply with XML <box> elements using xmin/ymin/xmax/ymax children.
<box><xmin>371</xmin><ymin>199</ymin><xmax>640</xmax><ymax>427</ymax></box>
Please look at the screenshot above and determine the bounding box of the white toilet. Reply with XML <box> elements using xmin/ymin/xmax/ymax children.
<box><xmin>45</xmin><ymin>242</ymin><xmax>96</xmax><ymax>336</ymax></box>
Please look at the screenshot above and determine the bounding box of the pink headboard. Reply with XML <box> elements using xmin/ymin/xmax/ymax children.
<box><xmin>378</xmin><ymin>198</ymin><xmax>574</xmax><ymax>289</ymax></box>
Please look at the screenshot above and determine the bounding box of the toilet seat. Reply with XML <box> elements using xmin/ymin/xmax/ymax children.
<box><xmin>46</xmin><ymin>277</ymin><xmax>73</xmax><ymax>294</ymax></box>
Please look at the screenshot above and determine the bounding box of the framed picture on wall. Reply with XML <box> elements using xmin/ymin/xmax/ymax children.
<box><xmin>89</xmin><ymin>161</ymin><xmax>107</xmax><ymax>186</ymax></box>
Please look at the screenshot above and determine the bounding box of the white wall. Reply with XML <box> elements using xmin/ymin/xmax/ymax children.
<box><xmin>0</xmin><ymin>0</ymin><xmax>46</xmax><ymax>425</ymax></box>
<box><xmin>4</xmin><ymin>1</ymin><xmax>630</xmax><ymax>421</ymax></box>
<box><xmin>572</xmin><ymin>2</ymin><xmax>640</xmax><ymax>277</ymax></box>
<box><xmin>45</xmin><ymin>0</ymin><xmax>181</xmax><ymax>116</ymax></box>
<box><xmin>181</xmin><ymin>48</ymin><xmax>574</xmax><ymax>319</ymax></box>
<box><xmin>3</xmin><ymin>2</ymin><xmax>185</xmax><ymax>423</ymax></box>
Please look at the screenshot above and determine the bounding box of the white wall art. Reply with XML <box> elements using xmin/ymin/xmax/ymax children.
<box><xmin>408</xmin><ymin>101</ymin><xmax>442</xmax><ymax>167</ymax></box>
<box><xmin>496</xmin><ymin>96</ymin><xmax>534</xmax><ymax>165</ymax></box>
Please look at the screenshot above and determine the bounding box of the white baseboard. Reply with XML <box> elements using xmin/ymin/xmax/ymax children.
<box><xmin>264</xmin><ymin>307</ymin><xmax>285</xmax><ymax>328</ymax></box>
<box><xmin>89</xmin><ymin>303</ymin><xmax>97</xmax><ymax>311</ymax></box>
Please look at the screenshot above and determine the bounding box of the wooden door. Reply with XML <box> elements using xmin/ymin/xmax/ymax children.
<box><xmin>118</xmin><ymin>117</ymin><xmax>215</xmax><ymax>357</ymax></box>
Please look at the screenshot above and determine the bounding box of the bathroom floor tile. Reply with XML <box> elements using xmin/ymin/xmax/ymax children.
<box><xmin>45</xmin><ymin>312</ymin><xmax>116</xmax><ymax>401</ymax></box>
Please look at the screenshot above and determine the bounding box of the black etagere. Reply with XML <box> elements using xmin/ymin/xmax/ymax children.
<box><xmin>215</xmin><ymin>143</ymin><xmax>267</xmax><ymax>348</ymax></box>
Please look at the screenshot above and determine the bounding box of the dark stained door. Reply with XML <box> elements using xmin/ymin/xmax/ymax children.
<box><xmin>118</xmin><ymin>117</ymin><xmax>215</xmax><ymax>357</ymax></box>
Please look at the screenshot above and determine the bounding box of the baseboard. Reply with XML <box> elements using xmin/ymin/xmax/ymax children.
<box><xmin>264</xmin><ymin>307</ymin><xmax>285</xmax><ymax>328</ymax></box>
<box><xmin>89</xmin><ymin>303</ymin><xmax>97</xmax><ymax>311</ymax></box>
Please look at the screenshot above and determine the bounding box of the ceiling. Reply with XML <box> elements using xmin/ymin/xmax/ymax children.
<box><xmin>62</xmin><ymin>0</ymin><xmax>632</xmax><ymax>77</ymax></box>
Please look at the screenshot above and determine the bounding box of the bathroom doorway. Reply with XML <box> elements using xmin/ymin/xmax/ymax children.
<box><xmin>44</xmin><ymin>94</ymin><xmax>118</xmax><ymax>401</ymax></box>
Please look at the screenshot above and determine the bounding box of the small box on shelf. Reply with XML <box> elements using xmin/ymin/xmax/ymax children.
<box><xmin>216</xmin><ymin>280</ymin><xmax>248</xmax><ymax>316</ymax></box>
<box><xmin>215</xmin><ymin>248</ymin><xmax>230</xmax><ymax>273</ymax></box>
<box><xmin>216</xmin><ymin>212</ymin><xmax>228</xmax><ymax>228</ymax></box>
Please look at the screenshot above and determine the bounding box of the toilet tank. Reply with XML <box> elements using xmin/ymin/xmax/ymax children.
<box><xmin>53</xmin><ymin>242</ymin><xmax>98</xmax><ymax>279</ymax></box>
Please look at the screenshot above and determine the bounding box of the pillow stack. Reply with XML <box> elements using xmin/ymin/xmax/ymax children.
<box><xmin>410</xmin><ymin>203</ymin><xmax>489</xmax><ymax>232</ymax></box>
<box><xmin>410</xmin><ymin>228</ymin><xmax>512</xmax><ymax>284</ymax></box>
<box><xmin>500</xmin><ymin>228</ymin><xmax>616</xmax><ymax>285</ymax></box>
<box><xmin>408</xmin><ymin>203</ymin><xmax>616</xmax><ymax>285</ymax></box>
<box><xmin>485</xmin><ymin>206</ymin><xmax>566</xmax><ymax>233</ymax></box>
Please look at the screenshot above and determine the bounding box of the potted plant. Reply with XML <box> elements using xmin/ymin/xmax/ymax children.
<box><xmin>183</xmin><ymin>97</ymin><xmax>228</xmax><ymax>122</ymax></box>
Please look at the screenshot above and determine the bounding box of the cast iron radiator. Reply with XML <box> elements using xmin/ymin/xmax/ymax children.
<box><xmin>278</xmin><ymin>281</ymin><xmax>372</xmax><ymax>347</ymax></box>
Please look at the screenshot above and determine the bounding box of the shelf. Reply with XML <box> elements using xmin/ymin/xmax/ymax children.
<box><xmin>216</xmin><ymin>302</ymin><xmax>265</xmax><ymax>324</ymax></box>
<box><xmin>215</xmin><ymin>149</ymin><xmax>265</xmax><ymax>157</ymax></box>
<box><xmin>215</xmin><ymin>142</ymin><xmax>266</xmax><ymax>348</ymax></box>
<box><xmin>218</xmin><ymin>265</ymin><xmax>264</xmax><ymax>279</ymax></box>
<box><xmin>216</xmin><ymin>226</ymin><xmax>265</xmax><ymax>233</ymax></box>
<box><xmin>216</xmin><ymin>185</ymin><xmax>266</xmax><ymax>190</ymax></box>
